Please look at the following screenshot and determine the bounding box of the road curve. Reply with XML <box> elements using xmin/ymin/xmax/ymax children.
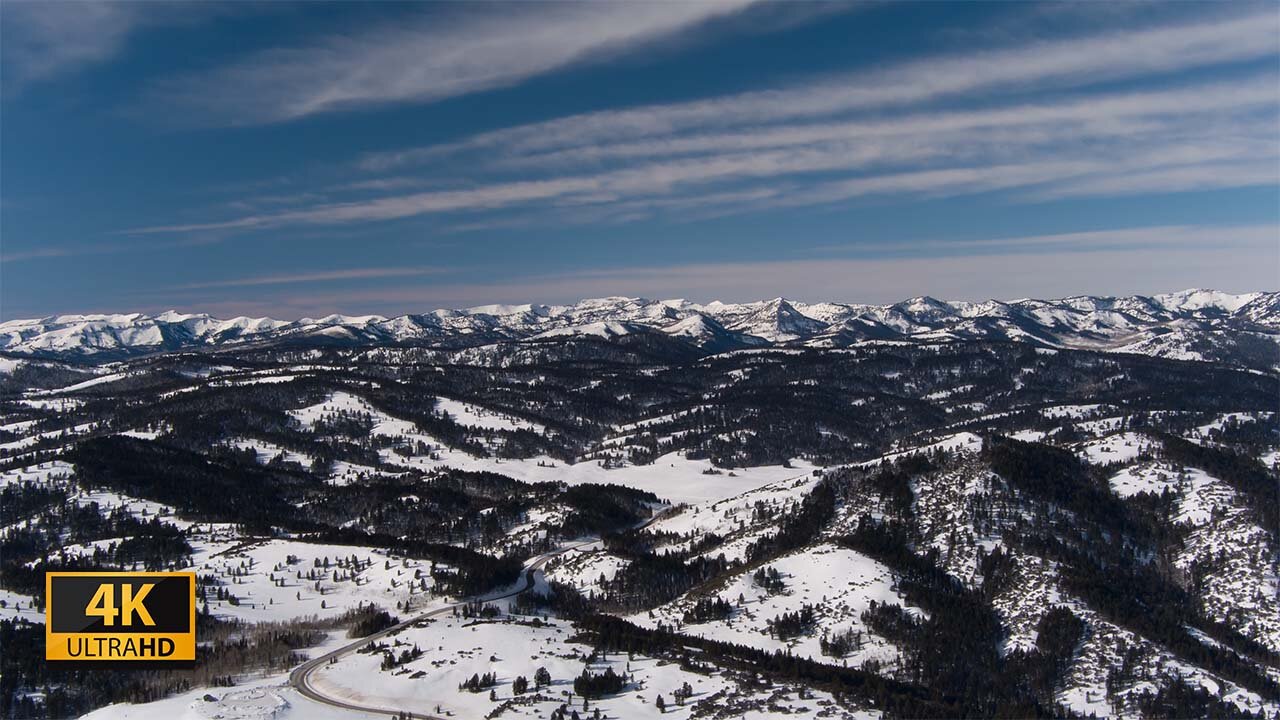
<box><xmin>287</xmin><ymin>532</ymin><xmax>631</xmax><ymax>719</ymax></box>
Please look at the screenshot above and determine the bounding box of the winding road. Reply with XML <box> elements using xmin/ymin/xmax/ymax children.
<box><xmin>288</xmin><ymin>529</ymin><xmax>641</xmax><ymax>719</ymax></box>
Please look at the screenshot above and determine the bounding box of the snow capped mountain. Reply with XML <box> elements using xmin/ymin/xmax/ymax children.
<box><xmin>722</xmin><ymin>297</ymin><xmax>829</xmax><ymax>342</ymax></box>
<box><xmin>1152</xmin><ymin>289</ymin><xmax>1263</xmax><ymax>314</ymax></box>
<box><xmin>660</xmin><ymin>313</ymin><xmax>766</xmax><ymax>352</ymax></box>
<box><xmin>1</xmin><ymin>289</ymin><xmax>1275</xmax><ymax>369</ymax></box>
<box><xmin>1235</xmin><ymin>292</ymin><xmax>1280</xmax><ymax>328</ymax></box>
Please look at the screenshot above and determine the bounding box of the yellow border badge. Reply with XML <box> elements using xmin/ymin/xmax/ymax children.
<box><xmin>46</xmin><ymin>572</ymin><xmax>196</xmax><ymax>662</ymax></box>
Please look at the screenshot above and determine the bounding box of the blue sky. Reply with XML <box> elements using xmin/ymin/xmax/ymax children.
<box><xmin>2</xmin><ymin>1</ymin><xmax>1277</xmax><ymax>319</ymax></box>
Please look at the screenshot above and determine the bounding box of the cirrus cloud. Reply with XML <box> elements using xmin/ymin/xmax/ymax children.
<box><xmin>142</xmin><ymin>1</ymin><xmax>769</xmax><ymax>126</ymax></box>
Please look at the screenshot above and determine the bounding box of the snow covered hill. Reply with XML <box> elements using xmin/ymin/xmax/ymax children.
<box><xmin>3</xmin><ymin>289</ymin><xmax>1276</xmax><ymax>369</ymax></box>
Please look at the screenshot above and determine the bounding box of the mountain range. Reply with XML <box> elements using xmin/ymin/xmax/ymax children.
<box><xmin>1</xmin><ymin>289</ymin><xmax>1276</xmax><ymax>370</ymax></box>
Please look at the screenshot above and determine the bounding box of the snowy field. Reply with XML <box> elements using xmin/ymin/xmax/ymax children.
<box><xmin>307</xmin><ymin>608</ymin><xmax>874</xmax><ymax>720</ymax></box>
<box><xmin>189</xmin><ymin>539</ymin><xmax>449</xmax><ymax>623</ymax></box>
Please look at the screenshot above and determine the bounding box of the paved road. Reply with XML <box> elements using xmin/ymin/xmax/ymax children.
<box><xmin>287</xmin><ymin>534</ymin><xmax>617</xmax><ymax>719</ymax></box>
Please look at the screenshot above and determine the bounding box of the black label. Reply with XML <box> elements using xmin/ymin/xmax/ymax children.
<box><xmin>49</xmin><ymin>575</ymin><xmax>192</xmax><ymax>634</ymax></box>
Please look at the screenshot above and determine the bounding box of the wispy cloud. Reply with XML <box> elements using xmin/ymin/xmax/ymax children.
<box><xmin>128</xmin><ymin>6</ymin><xmax>1279</xmax><ymax>238</ymax></box>
<box><xmin>0</xmin><ymin>2</ymin><xmax>232</xmax><ymax>93</ymax></box>
<box><xmin>0</xmin><ymin>236</ymin><xmax>219</xmax><ymax>264</ymax></box>
<box><xmin>814</xmin><ymin>224</ymin><xmax>1279</xmax><ymax>256</ymax></box>
<box><xmin>1</xmin><ymin>2</ymin><xmax>144</xmax><ymax>91</ymax></box>
<box><xmin>127</xmin><ymin>178</ymin><xmax>603</xmax><ymax>233</ymax></box>
<box><xmin>361</xmin><ymin>7</ymin><xmax>1280</xmax><ymax>170</ymax></box>
<box><xmin>481</xmin><ymin>75</ymin><xmax>1278</xmax><ymax>170</ymax></box>
<box><xmin>171</xmin><ymin>266</ymin><xmax>443</xmax><ymax>290</ymax></box>
<box><xmin>126</xmin><ymin>98</ymin><xmax>1279</xmax><ymax>235</ymax></box>
<box><xmin>142</xmin><ymin>1</ymin><xmax>765</xmax><ymax>126</ymax></box>
<box><xmin>0</xmin><ymin>246</ymin><xmax>78</xmax><ymax>264</ymax></box>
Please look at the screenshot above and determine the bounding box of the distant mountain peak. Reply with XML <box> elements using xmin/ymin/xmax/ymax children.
<box><xmin>724</xmin><ymin>297</ymin><xmax>828</xmax><ymax>342</ymax></box>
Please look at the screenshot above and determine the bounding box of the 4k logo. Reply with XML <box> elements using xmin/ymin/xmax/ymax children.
<box><xmin>85</xmin><ymin>582</ymin><xmax>156</xmax><ymax>626</ymax></box>
<box><xmin>46</xmin><ymin>572</ymin><xmax>196</xmax><ymax>662</ymax></box>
